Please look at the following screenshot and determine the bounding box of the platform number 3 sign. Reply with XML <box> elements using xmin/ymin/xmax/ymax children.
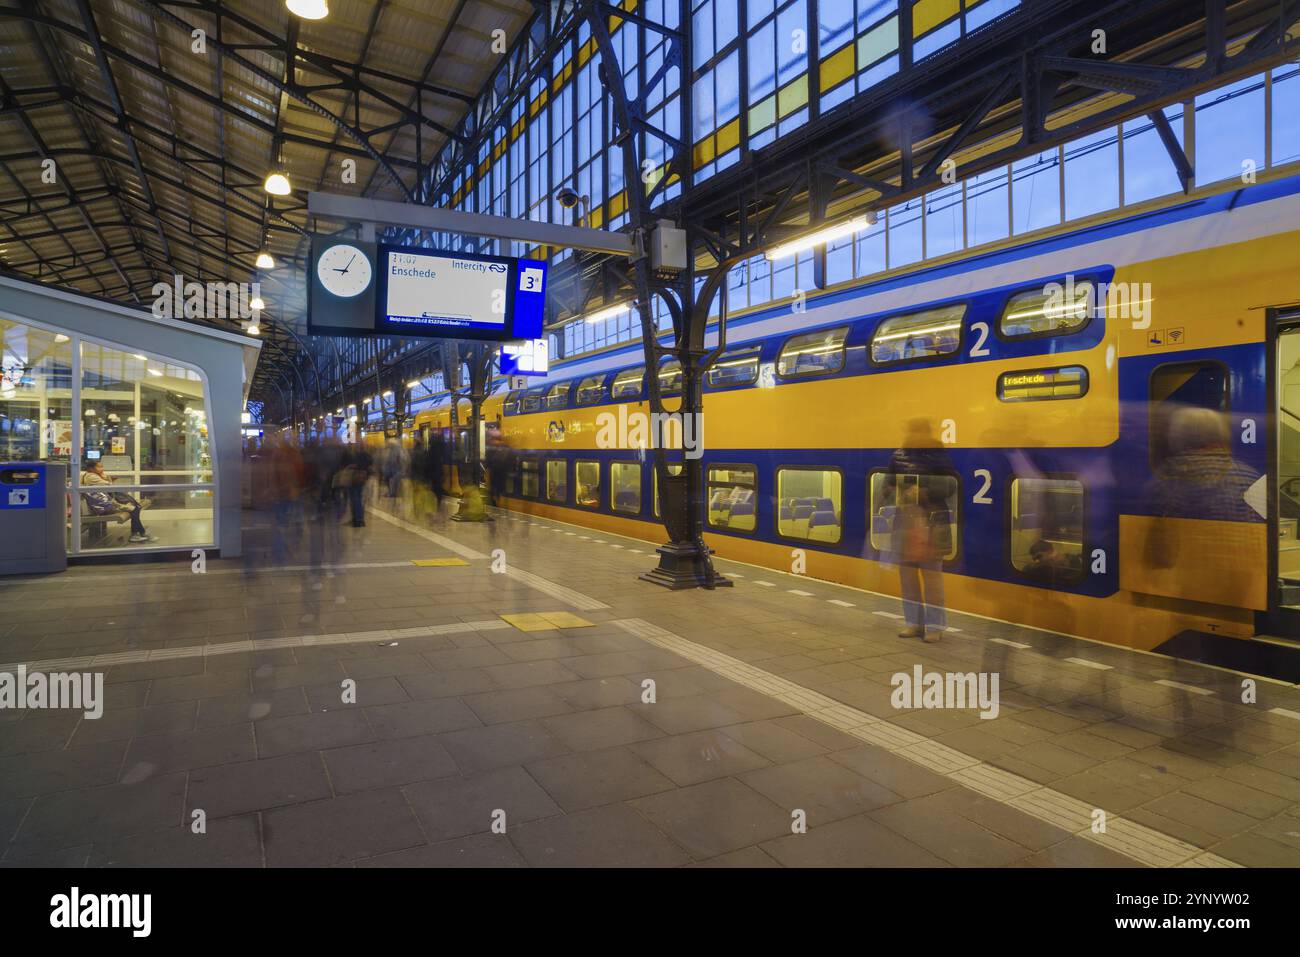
<box><xmin>519</xmin><ymin>267</ymin><xmax>544</xmax><ymax>292</ymax></box>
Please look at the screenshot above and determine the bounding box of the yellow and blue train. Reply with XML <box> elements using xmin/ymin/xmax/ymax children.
<box><xmin>405</xmin><ymin>173</ymin><xmax>1300</xmax><ymax>655</ymax></box>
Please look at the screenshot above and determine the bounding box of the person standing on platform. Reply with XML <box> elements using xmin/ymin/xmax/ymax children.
<box><xmin>342</xmin><ymin>441</ymin><xmax>373</xmax><ymax>527</ymax></box>
<box><xmin>425</xmin><ymin>431</ymin><xmax>447</xmax><ymax>509</ymax></box>
<box><xmin>884</xmin><ymin>418</ymin><xmax>954</xmax><ymax>643</ymax></box>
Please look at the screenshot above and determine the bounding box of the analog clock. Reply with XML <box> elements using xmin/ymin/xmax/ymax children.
<box><xmin>316</xmin><ymin>243</ymin><xmax>373</xmax><ymax>298</ymax></box>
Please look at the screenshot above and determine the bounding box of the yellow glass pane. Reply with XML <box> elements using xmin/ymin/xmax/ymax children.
<box><xmin>820</xmin><ymin>43</ymin><xmax>855</xmax><ymax>93</ymax></box>
<box><xmin>716</xmin><ymin>117</ymin><xmax>742</xmax><ymax>156</ymax></box>
<box><xmin>748</xmin><ymin>93</ymin><xmax>776</xmax><ymax>132</ymax></box>
<box><xmin>693</xmin><ymin>134</ymin><xmax>716</xmax><ymax>168</ymax></box>
<box><xmin>913</xmin><ymin>0</ymin><xmax>960</xmax><ymax>38</ymax></box>
<box><xmin>777</xmin><ymin>74</ymin><xmax>809</xmax><ymax>118</ymax></box>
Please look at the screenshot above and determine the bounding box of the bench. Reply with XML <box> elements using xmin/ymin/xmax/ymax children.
<box><xmin>67</xmin><ymin>494</ymin><xmax>132</xmax><ymax>547</ymax></box>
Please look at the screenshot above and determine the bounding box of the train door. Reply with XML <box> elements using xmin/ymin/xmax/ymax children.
<box><xmin>1269</xmin><ymin>310</ymin><xmax>1300</xmax><ymax>636</ymax></box>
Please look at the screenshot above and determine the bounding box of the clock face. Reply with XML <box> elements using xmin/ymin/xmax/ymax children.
<box><xmin>316</xmin><ymin>244</ymin><xmax>373</xmax><ymax>298</ymax></box>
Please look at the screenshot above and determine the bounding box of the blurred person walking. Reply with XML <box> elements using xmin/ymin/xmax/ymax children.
<box><xmin>339</xmin><ymin>441</ymin><xmax>374</xmax><ymax>527</ymax></box>
<box><xmin>425</xmin><ymin>430</ymin><xmax>447</xmax><ymax>510</ymax></box>
<box><xmin>884</xmin><ymin>419</ymin><xmax>955</xmax><ymax>642</ymax></box>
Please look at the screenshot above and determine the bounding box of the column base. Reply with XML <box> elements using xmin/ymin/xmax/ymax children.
<box><xmin>639</xmin><ymin>541</ymin><xmax>733</xmax><ymax>590</ymax></box>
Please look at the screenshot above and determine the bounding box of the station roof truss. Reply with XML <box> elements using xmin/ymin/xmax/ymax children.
<box><xmin>0</xmin><ymin>0</ymin><xmax>535</xmax><ymax>401</ymax></box>
<box><xmin>2</xmin><ymin>0</ymin><xmax>1300</xmax><ymax>422</ymax></box>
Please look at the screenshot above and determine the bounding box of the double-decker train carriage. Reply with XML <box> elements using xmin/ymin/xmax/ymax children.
<box><xmin>414</xmin><ymin>173</ymin><xmax>1300</xmax><ymax>656</ymax></box>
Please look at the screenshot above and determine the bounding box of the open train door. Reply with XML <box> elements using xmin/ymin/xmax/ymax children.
<box><xmin>1264</xmin><ymin>306</ymin><xmax>1300</xmax><ymax>640</ymax></box>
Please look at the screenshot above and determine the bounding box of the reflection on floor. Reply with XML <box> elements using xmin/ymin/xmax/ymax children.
<box><xmin>1155</xmin><ymin>631</ymin><xmax>1300</xmax><ymax>683</ymax></box>
<box><xmin>2</xmin><ymin>492</ymin><xmax>1299</xmax><ymax>868</ymax></box>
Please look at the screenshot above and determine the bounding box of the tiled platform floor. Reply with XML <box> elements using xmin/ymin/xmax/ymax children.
<box><xmin>1</xmin><ymin>493</ymin><xmax>1299</xmax><ymax>868</ymax></box>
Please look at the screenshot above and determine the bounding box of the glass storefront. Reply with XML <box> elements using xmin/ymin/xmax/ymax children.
<box><xmin>0</xmin><ymin>314</ymin><xmax>216</xmax><ymax>554</ymax></box>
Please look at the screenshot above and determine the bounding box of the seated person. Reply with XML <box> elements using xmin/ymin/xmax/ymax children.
<box><xmin>81</xmin><ymin>459</ymin><xmax>156</xmax><ymax>544</ymax></box>
<box><xmin>1022</xmin><ymin>539</ymin><xmax>1072</xmax><ymax>584</ymax></box>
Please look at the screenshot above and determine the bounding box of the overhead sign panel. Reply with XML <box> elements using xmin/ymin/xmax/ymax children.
<box><xmin>307</xmin><ymin>235</ymin><xmax>547</xmax><ymax>343</ymax></box>
<box><xmin>499</xmin><ymin>339</ymin><xmax>549</xmax><ymax>376</ymax></box>
<box><xmin>378</xmin><ymin>247</ymin><xmax>510</xmax><ymax>338</ymax></box>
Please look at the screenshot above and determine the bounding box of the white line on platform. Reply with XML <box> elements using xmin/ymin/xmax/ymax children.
<box><xmin>368</xmin><ymin>505</ymin><xmax>607</xmax><ymax>611</ymax></box>
<box><xmin>789</xmin><ymin>589</ymin><xmax>814</xmax><ymax>596</ymax></box>
<box><xmin>990</xmin><ymin>637</ymin><xmax>1032</xmax><ymax>649</ymax></box>
<box><xmin>367</xmin><ymin>506</ymin><xmax>486</xmax><ymax>560</ymax></box>
<box><xmin>610</xmin><ymin>617</ymin><xmax>1241</xmax><ymax>870</ymax></box>
<box><xmin>1269</xmin><ymin>707</ymin><xmax>1300</xmax><ymax>721</ymax></box>
<box><xmin>753</xmin><ymin>581</ymin><xmax>776</xmax><ymax>587</ymax></box>
<box><xmin>873</xmin><ymin>610</ymin><xmax>905</xmax><ymax>620</ymax></box>
<box><xmin>828</xmin><ymin>599</ymin><xmax>855</xmax><ymax>607</ymax></box>
<box><xmin>1</xmin><ymin>619</ymin><xmax>515</xmax><ymax>674</ymax></box>
<box><xmin>1065</xmin><ymin>657</ymin><xmax>1113</xmax><ymax>671</ymax></box>
<box><xmin>1155</xmin><ymin>679</ymin><xmax>1215</xmax><ymax>696</ymax></box>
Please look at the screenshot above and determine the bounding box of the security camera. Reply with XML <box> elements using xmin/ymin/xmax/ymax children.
<box><xmin>556</xmin><ymin>187</ymin><xmax>581</xmax><ymax>209</ymax></box>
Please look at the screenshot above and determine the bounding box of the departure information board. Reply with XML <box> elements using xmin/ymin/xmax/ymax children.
<box><xmin>308</xmin><ymin>235</ymin><xmax>547</xmax><ymax>342</ymax></box>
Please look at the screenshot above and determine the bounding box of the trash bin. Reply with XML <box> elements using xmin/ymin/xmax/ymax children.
<box><xmin>0</xmin><ymin>462</ymin><xmax>67</xmax><ymax>575</ymax></box>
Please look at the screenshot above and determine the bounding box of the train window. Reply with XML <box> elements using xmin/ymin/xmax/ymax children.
<box><xmin>868</xmin><ymin>472</ymin><xmax>959</xmax><ymax>561</ymax></box>
<box><xmin>999</xmin><ymin>284</ymin><xmax>1092</xmax><ymax>339</ymax></box>
<box><xmin>520</xmin><ymin>460</ymin><xmax>540</xmax><ymax>498</ymax></box>
<box><xmin>707</xmin><ymin>346</ymin><xmax>761</xmax><ymax>387</ymax></box>
<box><xmin>653</xmin><ymin>462</ymin><xmax>684</xmax><ymax>517</ymax></box>
<box><xmin>870</xmin><ymin>305</ymin><xmax>965</xmax><ymax>365</ymax></box>
<box><xmin>520</xmin><ymin>388</ymin><xmax>545</xmax><ymax>413</ymax></box>
<box><xmin>545</xmin><ymin>383</ymin><xmax>570</xmax><ymax>410</ymax></box>
<box><xmin>575</xmin><ymin>460</ymin><xmax>600</xmax><ymax>508</ymax></box>
<box><xmin>777</xmin><ymin>468</ymin><xmax>843</xmax><ymax>542</ymax></box>
<box><xmin>778</xmin><ymin>327</ymin><xmax>849</xmax><ymax>379</ymax></box>
<box><xmin>503</xmin><ymin>391</ymin><xmax>520</xmax><ymax>416</ymax></box>
<box><xmin>611</xmin><ymin>367</ymin><xmax>645</xmax><ymax>400</ymax></box>
<box><xmin>658</xmin><ymin>360</ymin><xmax>683</xmax><ymax>395</ymax></box>
<box><xmin>708</xmin><ymin>465</ymin><xmax>757</xmax><ymax>532</ymax></box>
<box><xmin>998</xmin><ymin>365</ymin><xmax>1090</xmax><ymax>401</ymax></box>
<box><xmin>576</xmin><ymin>375</ymin><xmax>607</xmax><ymax>405</ymax></box>
<box><xmin>1010</xmin><ymin>477</ymin><xmax>1084</xmax><ymax>584</ymax></box>
<box><xmin>546</xmin><ymin>460</ymin><xmax>567</xmax><ymax>503</ymax></box>
<box><xmin>611</xmin><ymin>462</ymin><xmax>642</xmax><ymax>513</ymax></box>
<box><xmin>1149</xmin><ymin>361</ymin><xmax>1231</xmax><ymax>470</ymax></box>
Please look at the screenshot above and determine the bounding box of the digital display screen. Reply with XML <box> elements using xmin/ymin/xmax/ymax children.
<box><xmin>308</xmin><ymin>238</ymin><xmax>547</xmax><ymax>342</ymax></box>
<box><xmin>997</xmin><ymin>366</ymin><xmax>1089</xmax><ymax>401</ymax></box>
<box><xmin>378</xmin><ymin>248</ymin><xmax>510</xmax><ymax>337</ymax></box>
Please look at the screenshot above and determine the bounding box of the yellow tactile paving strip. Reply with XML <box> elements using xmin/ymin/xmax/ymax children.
<box><xmin>410</xmin><ymin>558</ymin><xmax>470</xmax><ymax>567</ymax></box>
<box><xmin>500</xmin><ymin>611</ymin><xmax>594</xmax><ymax>632</ymax></box>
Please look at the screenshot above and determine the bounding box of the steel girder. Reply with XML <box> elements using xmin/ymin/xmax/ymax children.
<box><xmin>671</xmin><ymin>0</ymin><xmax>1300</xmax><ymax>267</ymax></box>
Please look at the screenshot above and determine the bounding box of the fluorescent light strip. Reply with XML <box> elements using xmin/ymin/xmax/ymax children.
<box><xmin>766</xmin><ymin>215</ymin><xmax>870</xmax><ymax>261</ymax></box>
